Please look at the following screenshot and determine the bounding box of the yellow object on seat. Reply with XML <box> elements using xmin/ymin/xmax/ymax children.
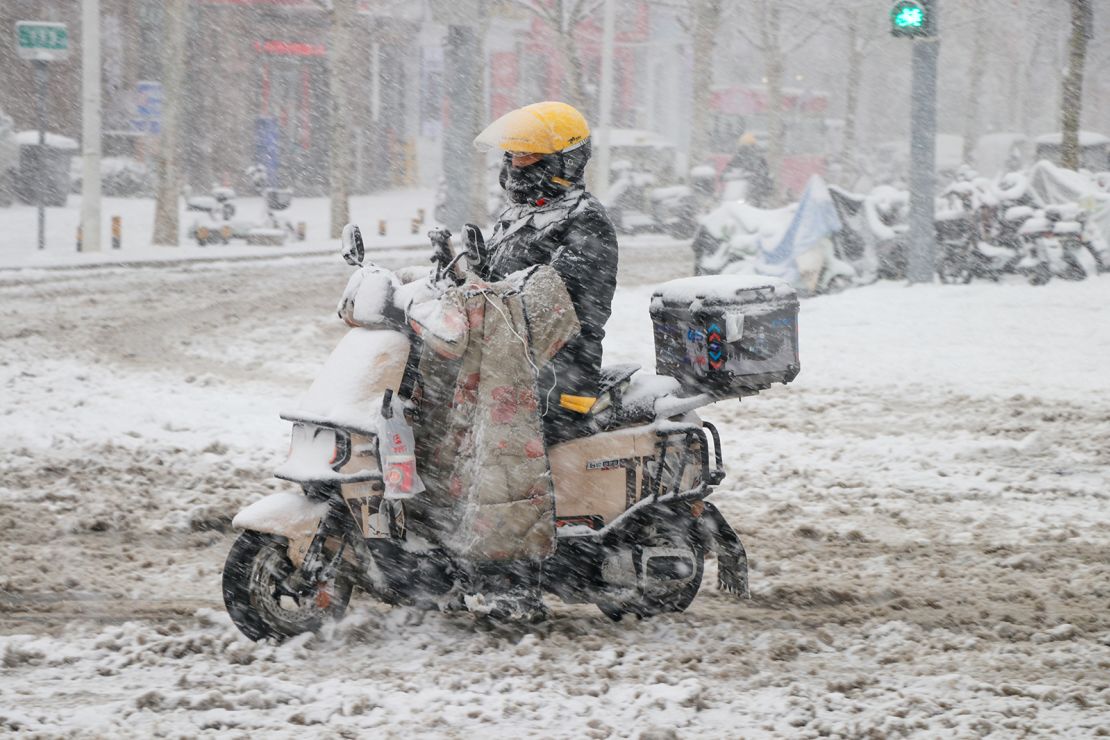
<box><xmin>559</xmin><ymin>394</ymin><xmax>597</xmax><ymax>414</ymax></box>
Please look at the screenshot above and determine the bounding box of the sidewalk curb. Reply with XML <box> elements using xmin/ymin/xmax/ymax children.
<box><xmin>0</xmin><ymin>241</ymin><xmax>429</xmax><ymax>273</ymax></box>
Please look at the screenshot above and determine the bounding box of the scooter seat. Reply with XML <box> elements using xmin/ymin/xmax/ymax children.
<box><xmin>598</xmin><ymin>363</ymin><xmax>639</xmax><ymax>390</ymax></box>
<box><xmin>589</xmin><ymin>364</ymin><xmax>640</xmax><ymax>416</ymax></box>
<box><xmin>589</xmin><ymin>366</ymin><xmax>687</xmax><ymax>430</ymax></box>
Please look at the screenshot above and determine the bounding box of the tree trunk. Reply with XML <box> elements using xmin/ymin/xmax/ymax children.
<box><xmin>762</xmin><ymin>3</ymin><xmax>784</xmax><ymax>200</ymax></box>
<box><xmin>840</xmin><ymin>9</ymin><xmax>863</xmax><ymax>163</ymax></box>
<box><xmin>961</xmin><ymin>0</ymin><xmax>987</xmax><ymax>165</ymax></box>
<box><xmin>328</xmin><ymin>0</ymin><xmax>355</xmax><ymax>239</ymax></box>
<box><xmin>1060</xmin><ymin>0</ymin><xmax>1092</xmax><ymax>170</ymax></box>
<box><xmin>213</xmin><ymin>6</ymin><xmax>251</xmax><ymax>189</ymax></box>
<box><xmin>1005</xmin><ymin>52</ymin><xmax>1020</xmax><ymax>132</ymax></box>
<box><xmin>1020</xmin><ymin>25</ymin><xmax>1046</xmax><ymax>137</ymax></box>
<box><xmin>151</xmin><ymin>0</ymin><xmax>188</xmax><ymax>247</ymax></box>
<box><xmin>441</xmin><ymin>24</ymin><xmax>484</xmax><ymax>232</ymax></box>
<box><xmin>555</xmin><ymin>28</ymin><xmax>588</xmax><ymax>111</ymax></box>
<box><xmin>688</xmin><ymin>0</ymin><xmax>722</xmax><ymax>168</ymax></box>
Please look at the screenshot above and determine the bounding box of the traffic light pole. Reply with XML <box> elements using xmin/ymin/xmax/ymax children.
<box><xmin>906</xmin><ymin>33</ymin><xmax>939</xmax><ymax>282</ymax></box>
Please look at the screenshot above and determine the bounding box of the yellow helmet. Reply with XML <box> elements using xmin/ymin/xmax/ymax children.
<box><xmin>739</xmin><ymin>132</ymin><xmax>758</xmax><ymax>147</ymax></box>
<box><xmin>474</xmin><ymin>101</ymin><xmax>590</xmax><ymax>154</ymax></box>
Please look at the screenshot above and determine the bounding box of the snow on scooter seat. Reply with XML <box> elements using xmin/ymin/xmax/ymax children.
<box><xmin>282</xmin><ymin>328</ymin><xmax>409</xmax><ymax>433</ymax></box>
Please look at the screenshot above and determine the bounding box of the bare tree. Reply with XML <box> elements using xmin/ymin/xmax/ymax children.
<box><xmin>840</xmin><ymin>7</ymin><xmax>865</xmax><ymax>163</ymax></box>
<box><xmin>822</xmin><ymin>0</ymin><xmax>880</xmax><ymax>165</ymax></box>
<box><xmin>515</xmin><ymin>0</ymin><xmax>603</xmax><ymax>111</ymax></box>
<box><xmin>1060</xmin><ymin>0</ymin><xmax>1093</xmax><ymax>169</ymax></box>
<box><xmin>151</xmin><ymin>0</ymin><xmax>188</xmax><ymax>247</ymax></box>
<box><xmin>961</xmin><ymin>0</ymin><xmax>988</xmax><ymax>164</ymax></box>
<box><xmin>732</xmin><ymin>1</ymin><xmax>828</xmax><ymax>199</ymax></box>
<box><xmin>687</xmin><ymin>0</ymin><xmax>723</xmax><ymax>168</ymax></box>
<box><xmin>957</xmin><ymin>0</ymin><xmax>1051</xmax><ymax>160</ymax></box>
<box><xmin>643</xmin><ymin>0</ymin><xmax>724</xmax><ymax>168</ymax></box>
<box><xmin>1018</xmin><ymin>11</ymin><xmax>1054</xmax><ymax>136</ymax></box>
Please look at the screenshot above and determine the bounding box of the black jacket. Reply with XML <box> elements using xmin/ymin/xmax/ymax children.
<box><xmin>479</xmin><ymin>188</ymin><xmax>618</xmax><ymax>413</ymax></box>
<box><xmin>726</xmin><ymin>145</ymin><xmax>773</xmax><ymax>206</ymax></box>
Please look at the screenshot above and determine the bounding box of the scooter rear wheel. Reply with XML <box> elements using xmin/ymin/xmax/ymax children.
<box><xmin>596</xmin><ymin>524</ymin><xmax>704</xmax><ymax>622</ymax></box>
<box><xmin>222</xmin><ymin>530</ymin><xmax>354</xmax><ymax>642</ymax></box>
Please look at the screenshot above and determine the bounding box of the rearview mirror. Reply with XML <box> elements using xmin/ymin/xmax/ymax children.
<box><xmin>341</xmin><ymin>223</ymin><xmax>365</xmax><ymax>266</ymax></box>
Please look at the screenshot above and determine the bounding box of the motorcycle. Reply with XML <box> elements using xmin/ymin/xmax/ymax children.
<box><xmin>828</xmin><ymin>184</ymin><xmax>909</xmax><ymax>282</ymax></box>
<box><xmin>222</xmin><ymin>225</ymin><xmax>801</xmax><ymax>641</ymax></box>
<box><xmin>692</xmin><ymin>181</ymin><xmax>857</xmax><ymax>295</ymax></box>
<box><xmin>188</xmin><ymin>165</ymin><xmax>306</xmax><ymax>247</ymax></box>
<box><xmin>606</xmin><ymin>160</ymin><xmax>659</xmax><ymax>235</ymax></box>
<box><xmin>1017</xmin><ymin>204</ymin><xmax>1103</xmax><ymax>285</ymax></box>
<box><xmin>647</xmin><ymin>166</ymin><xmax>717</xmax><ymax>240</ymax></box>
<box><xmin>607</xmin><ymin>162</ymin><xmax>715</xmax><ymax>240</ymax></box>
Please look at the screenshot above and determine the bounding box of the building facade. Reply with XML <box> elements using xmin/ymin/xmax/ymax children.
<box><xmin>1</xmin><ymin>0</ymin><xmax>680</xmax><ymax>195</ymax></box>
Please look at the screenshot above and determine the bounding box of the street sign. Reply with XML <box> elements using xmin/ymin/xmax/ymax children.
<box><xmin>16</xmin><ymin>21</ymin><xmax>69</xmax><ymax>61</ymax></box>
<box><xmin>131</xmin><ymin>80</ymin><xmax>163</xmax><ymax>135</ymax></box>
<box><xmin>890</xmin><ymin>1</ymin><xmax>934</xmax><ymax>38</ymax></box>
<box><xmin>17</xmin><ymin>21</ymin><xmax>70</xmax><ymax>250</ymax></box>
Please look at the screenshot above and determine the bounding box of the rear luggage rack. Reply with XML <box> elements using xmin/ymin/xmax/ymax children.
<box><xmin>701</xmin><ymin>421</ymin><xmax>726</xmax><ymax>485</ymax></box>
<box><xmin>649</xmin><ymin>421</ymin><xmax>726</xmax><ymax>502</ymax></box>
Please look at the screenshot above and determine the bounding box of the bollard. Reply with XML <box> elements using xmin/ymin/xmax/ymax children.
<box><xmin>111</xmin><ymin>216</ymin><xmax>121</xmax><ymax>250</ymax></box>
<box><xmin>296</xmin><ymin>221</ymin><xmax>306</xmax><ymax>241</ymax></box>
<box><xmin>378</xmin><ymin>219</ymin><xmax>387</xmax><ymax>237</ymax></box>
<box><xmin>416</xmin><ymin>208</ymin><xmax>425</xmax><ymax>225</ymax></box>
<box><xmin>76</xmin><ymin>225</ymin><xmax>82</xmax><ymax>252</ymax></box>
<box><xmin>410</xmin><ymin>219</ymin><xmax>419</xmax><ymax>235</ymax></box>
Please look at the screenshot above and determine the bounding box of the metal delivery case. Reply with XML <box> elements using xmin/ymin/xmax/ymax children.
<box><xmin>650</xmin><ymin>275</ymin><xmax>800</xmax><ymax>397</ymax></box>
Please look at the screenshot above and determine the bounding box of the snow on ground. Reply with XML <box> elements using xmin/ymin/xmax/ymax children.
<box><xmin>0</xmin><ymin>190</ymin><xmax>679</xmax><ymax>271</ymax></box>
<box><xmin>0</xmin><ymin>190</ymin><xmax>437</xmax><ymax>270</ymax></box>
<box><xmin>1</xmin><ymin>228</ymin><xmax>1109</xmax><ymax>737</ymax></box>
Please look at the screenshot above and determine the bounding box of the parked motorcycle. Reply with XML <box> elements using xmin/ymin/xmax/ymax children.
<box><xmin>186</xmin><ymin>186</ymin><xmax>237</xmax><ymax>246</ymax></box>
<box><xmin>606</xmin><ymin>160</ymin><xmax>659</xmax><ymax>235</ymax></box>
<box><xmin>828</xmin><ymin>184</ymin><xmax>909</xmax><ymax>282</ymax></box>
<box><xmin>692</xmin><ymin>181</ymin><xmax>856</xmax><ymax>295</ymax></box>
<box><xmin>188</xmin><ymin>165</ymin><xmax>305</xmax><ymax>247</ymax></box>
<box><xmin>935</xmin><ymin>180</ymin><xmax>989</xmax><ymax>284</ymax></box>
<box><xmin>1017</xmin><ymin>204</ymin><xmax>1102</xmax><ymax>284</ymax></box>
<box><xmin>222</xmin><ymin>226</ymin><xmax>801</xmax><ymax>640</ymax></box>
<box><xmin>607</xmin><ymin>163</ymin><xmax>715</xmax><ymax>239</ymax></box>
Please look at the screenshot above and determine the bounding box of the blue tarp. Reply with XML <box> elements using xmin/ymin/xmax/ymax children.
<box><xmin>759</xmin><ymin>175</ymin><xmax>842</xmax><ymax>282</ymax></box>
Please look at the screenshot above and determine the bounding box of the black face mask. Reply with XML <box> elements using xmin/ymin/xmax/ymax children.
<box><xmin>500</xmin><ymin>155</ymin><xmax>557</xmax><ymax>204</ymax></box>
<box><xmin>498</xmin><ymin>142</ymin><xmax>592</xmax><ymax>205</ymax></box>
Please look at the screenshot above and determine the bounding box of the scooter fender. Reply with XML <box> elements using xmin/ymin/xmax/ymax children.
<box><xmin>698</xmin><ymin>501</ymin><xmax>750</xmax><ymax>599</ymax></box>
<box><xmin>232</xmin><ymin>492</ymin><xmax>329</xmax><ymax>567</ymax></box>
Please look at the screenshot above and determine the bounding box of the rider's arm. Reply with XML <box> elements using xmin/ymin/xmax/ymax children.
<box><xmin>544</xmin><ymin>202</ymin><xmax>619</xmax><ymax>403</ymax></box>
<box><xmin>547</xmin><ymin>204</ymin><xmax>619</xmax><ymax>337</ymax></box>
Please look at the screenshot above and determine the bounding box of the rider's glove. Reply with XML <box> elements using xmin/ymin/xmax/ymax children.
<box><xmin>463</xmin><ymin>223</ymin><xmax>488</xmax><ymax>272</ymax></box>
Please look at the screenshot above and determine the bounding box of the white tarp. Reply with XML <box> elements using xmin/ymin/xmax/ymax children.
<box><xmin>1027</xmin><ymin>160</ymin><xmax>1110</xmax><ymax>250</ymax></box>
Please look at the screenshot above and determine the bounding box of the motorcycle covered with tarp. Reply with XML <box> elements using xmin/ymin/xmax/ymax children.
<box><xmin>692</xmin><ymin>175</ymin><xmax>857</xmax><ymax>295</ymax></box>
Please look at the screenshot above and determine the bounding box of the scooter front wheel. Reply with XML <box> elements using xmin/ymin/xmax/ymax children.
<box><xmin>222</xmin><ymin>530</ymin><xmax>354</xmax><ymax>642</ymax></box>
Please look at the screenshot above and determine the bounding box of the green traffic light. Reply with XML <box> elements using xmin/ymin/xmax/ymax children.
<box><xmin>895</xmin><ymin>7</ymin><xmax>925</xmax><ymax>28</ymax></box>
<box><xmin>890</xmin><ymin>0</ymin><xmax>931</xmax><ymax>37</ymax></box>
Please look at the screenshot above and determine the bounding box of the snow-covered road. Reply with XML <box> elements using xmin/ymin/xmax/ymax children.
<box><xmin>2</xmin><ymin>249</ymin><xmax>1109</xmax><ymax>737</ymax></box>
